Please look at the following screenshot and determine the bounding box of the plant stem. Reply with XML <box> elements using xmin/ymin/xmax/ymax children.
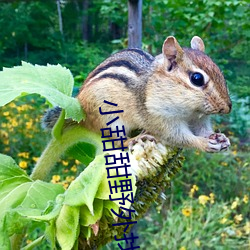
<box><xmin>30</xmin><ymin>126</ymin><xmax>103</xmax><ymax>181</ymax></box>
<box><xmin>11</xmin><ymin>126</ymin><xmax>102</xmax><ymax>249</ymax></box>
<box><xmin>10</xmin><ymin>232</ymin><xmax>25</xmax><ymax>250</ymax></box>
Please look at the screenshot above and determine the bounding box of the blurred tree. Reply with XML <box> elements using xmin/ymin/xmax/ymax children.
<box><xmin>0</xmin><ymin>0</ymin><xmax>248</xmax><ymax>98</ymax></box>
<box><xmin>57</xmin><ymin>0</ymin><xmax>64</xmax><ymax>36</ymax></box>
<box><xmin>128</xmin><ymin>0</ymin><xmax>142</xmax><ymax>48</ymax></box>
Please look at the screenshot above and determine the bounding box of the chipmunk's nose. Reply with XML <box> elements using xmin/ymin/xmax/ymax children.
<box><xmin>219</xmin><ymin>101</ymin><xmax>232</xmax><ymax>114</ymax></box>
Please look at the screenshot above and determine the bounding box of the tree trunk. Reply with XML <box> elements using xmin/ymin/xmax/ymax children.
<box><xmin>56</xmin><ymin>0</ymin><xmax>64</xmax><ymax>36</ymax></box>
<box><xmin>128</xmin><ymin>0</ymin><xmax>142</xmax><ymax>49</ymax></box>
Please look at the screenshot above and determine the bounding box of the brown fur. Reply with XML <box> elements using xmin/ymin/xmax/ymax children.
<box><xmin>77</xmin><ymin>36</ymin><xmax>232</xmax><ymax>152</ymax></box>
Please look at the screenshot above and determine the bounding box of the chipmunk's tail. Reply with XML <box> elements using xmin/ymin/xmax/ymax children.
<box><xmin>41</xmin><ymin>106</ymin><xmax>62</xmax><ymax>130</ymax></box>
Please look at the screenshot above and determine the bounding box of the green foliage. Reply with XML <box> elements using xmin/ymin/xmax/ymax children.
<box><xmin>0</xmin><ymin>0</ymin><xmax>249</xmax><ymax>100</ymax></box>
<box><xmin>0</xmin><ymin>65</ymin><xmax>249</xmax><ymax>249</ymax></box>
<box><xmin>175</xmin><ymin>147</ymin><xmax>250</xmax><ymax>203</ymax></box>
<box><xmin>214</xmin><ymin>97</ymin><xmax>250</xmax><ymax>139</ymax></box>
<box><xmin>138</xmin><ymin>197</ymin><xmax>249</xmax><ymax>249</ymax></box>
<box><xmin>132</xmin><ymin>143</ymin><xmax>250</xmax><ymax>249</ymax></box>
<box><xmin>0</xmin><ymin>152</ymin><xmax>126</xmax><ymax>249</ymax></box>
<box><xmin>0</xmin><ymin>154</ymin><xmax>64</xmax><ymax>249</ymax></box>
<box><xmin>0</xmin><ymin>1</ymin><xmax>249</xmax><ymax>249</ymax></box>
<box><xmin>61</xmin><ymin>42</ymin><xmax>110</xmax><ymax>86</ymax></box>
<box><xmin>0</xmin><ymin>62</ymin><xmax>84</xmax><ymax>121</ymax></box>
<box><xmin>143</xmin><ymin>0</ymin><xmax>250</xmax><ymax>99</ymax></box>
<box><xmin>0</xmin><ymin>62</ymin><xmax>134</xmax><ymax>249</ymax></box>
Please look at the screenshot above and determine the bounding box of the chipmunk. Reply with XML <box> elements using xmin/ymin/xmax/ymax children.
<box><xmin>44</xmin><ymin>36</ymin><xmax>232</xmax><ymax>153</ymax></box>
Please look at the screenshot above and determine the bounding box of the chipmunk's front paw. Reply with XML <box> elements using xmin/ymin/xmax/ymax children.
<box><xmin>206</xmin><ymin>133</ymin><xmax>230</xmax><ymax>152</ymax></box>
<box><xmin>127</xmin><ymin>134</ymin><xmax>156</xmax><ymax>152</ymax></box>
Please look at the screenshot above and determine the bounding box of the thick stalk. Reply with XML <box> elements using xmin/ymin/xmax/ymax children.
<box><xmin>11</xmin><ymin>126</ymin><xmax>103</xmax><ymax>249</ymax></box>
<box><xmin>30</xmin><ymin>126</ymin><xmax>103</xmax><ymax>181</ymax></box>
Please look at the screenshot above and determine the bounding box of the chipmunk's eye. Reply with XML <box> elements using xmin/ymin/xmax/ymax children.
<box><xmin>190</xmin><ymin>72</ymin><xmax>204</xmax><ymax>87</ymax></box>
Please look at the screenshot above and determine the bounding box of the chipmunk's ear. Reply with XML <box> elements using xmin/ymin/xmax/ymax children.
<box><xmin>191</xmin><ymin>36</ymin><xmax>205</xmax><ymax>52</ymax></box>
<box><xmin>162</xmin><ymin>36</ymin><xmax>184</xmax><ymax>63</ymax></box>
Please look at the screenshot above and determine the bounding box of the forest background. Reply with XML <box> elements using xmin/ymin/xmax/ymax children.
<box><xmin>0</xmin><ymin>0</ymin><xmax>249</xmax><ymax>249</ymax></box>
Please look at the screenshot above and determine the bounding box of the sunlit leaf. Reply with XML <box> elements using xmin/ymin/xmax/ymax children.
<box><xmin>66</xmin><ymin>142</ymin><xmax>96</xmax><ymax>166</ymax></box>
<box><xmin>79</xmin><ymin>199</ymin><xmax>103</xmax><ymax>227</ymax></box>
<box><xmin>0</xmin><ymin>154</ymin><xmax>30</xmax><ymax>181</ymax></box>
<box><xmin>56</xmin><ymin>205</ymin><xmax>80</xmax><ymax>250</ymax></box>
<box><xmin>0</xmin><ymin>62</ymin><xmax>85</xmax><ymax>121</ymax></box>
<box><xmin>64</xmin><ymin>154</ymin><xmax>106</xmax><ymax>214</ymax></box>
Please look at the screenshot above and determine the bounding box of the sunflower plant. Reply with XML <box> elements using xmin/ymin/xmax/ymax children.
<box><xmin>0</xmin><ymin>62</ymin><xmax>182</xmax><ymax>249</ymax></box>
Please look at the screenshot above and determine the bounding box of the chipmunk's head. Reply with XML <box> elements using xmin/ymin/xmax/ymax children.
<box><xmin>157</xmin><ymin>36</ymin><xmax>232</xmax><ymax>115</ymax></box>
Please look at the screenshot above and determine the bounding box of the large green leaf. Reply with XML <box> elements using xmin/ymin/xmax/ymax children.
<box><xmin>20</xmin><ymin>181</ymin><xmax>64</xmax><ymax>213</ymax></box>
<box><xmin>0</xmin><ymin>154</ymin><xmax>30</xmax><ymax>181</ymax></box>
<box><xmin>63</xmin><ymin>154</ymin><xmax>106</xmax><ymax>214</ymax></box>
<box><xmin>26</xmin><ymin>198</ymin><xmax>63</xmax><ymax>222</ymax></box>
<box><xmin>56</xmin><ymin>205</ymin><xmax>80</xmax><ymax>250</ymax></box>
<box><xmin>0</xmin><ymin>154</ymin><xmax>65</xmax><ymax>248</ymax></box>
<box><xmin>0</xmin><ymin>62</ymin><xmax>84</xmax><ymax>121</ymax></box>
<box><xmin>0</xmin><ymin>176</ymin><xmax>31</xmax><ymax>201</ymax></box>
<box><xmin>0</xmin><ymin>181</ymin><xmax>33</xmax><ymax>248</ymax></box>
<box><xmin>0</xmin><ymin>182</ymin><xmax>33</xmax><ymax>216</ymax></box>
<box><xmin>79</xmin><ymin>199</ymin><xmax>103</xmax><ymax>227</ymax></box>
<box><xmin>64</xmin><ymin>152</ymin><xmax>137</xmax><ymax>213</ymax></box>
<box><xmin>66</xmin><ymin>142</ymin><xmax>96</xmax><ymax>166</ymax></box>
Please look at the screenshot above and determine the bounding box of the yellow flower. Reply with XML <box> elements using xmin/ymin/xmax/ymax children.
<box><xmin>63</xmin><ymin>182</ymin><xmax>69</xmax><ymax>189</ymax></box>
<box><xmin>209</xmin><ymin>193</ymin><xmax>215</xmax><ymax>204</ymax></box>
<box><xmin>66</xmin><ymin>176</ymin><xmax>75</xmax><ymax>182</ymax></box>
<box><xmin>18</xmin><ymin>152</ymin><xmax>30</xmax><ymax>159</ymax></box>
<box><xmin>221</xmin><ymin>232</ymin><xmax>227</xmax><ymax>238</ymax></box>
<box><xmin>3</xmin><ymin>111</ymin><xmax>9</xmax><ymax>116</ymax></box>
<box><xmin>234</xmin><ymin>214</ymin><xmax>243</xmax><ymax>224</ymax></box>
<box><xmin>4</xmin><ymin>147</ymin><xmax>10</xmax><ymax>152</ymax></box>
<box><xmin>221</xmin><ymin>162</ymin><xmax>228</xmax><ymax>167</ymax></box>
<box><xmin>0</xmin><ymin>130</ymin><xmax>8</xmax><ymax>138</ymax></box>
<box><xmin>235</xmin><ymin>157</ymin><xmax>242</xmax><ymax>163</ymax></box>
<box><xmin>243</xmin><ymin>195</ymin><xmax>248</xmax><ymax>204</ymax></box>
<box><xmin>220</xmin><ymin>217</ymin><xmax>228</xmax><ymax>224</ymax></box>
<box><xmin>3</xmin><ymin>138</ymin><xmax>9</xmax><ymax>145</ymax></box>
<box><xmin>232</xmin><ymin>150</ymin><xmax>237</xmax><ymax>156</ymax></box>
<box><xmin>244</xmin><ymin>221</ymin><xmax>250</xmax><ymax>234</ymax></box>
<box><xmin>75</xmin><ymin>159</ymin><xmax>81</xmax><ymax>165</ymax></box>
<box><xmin>236</xmin><ymin>229</ymin><xmax>243</xmax><ymax>237</ymax></box>
<box><xmin>9</xmin><ymin>102</ymin><xmax>16</xmax><ymax>108</ymax></box>
<box><xmin>17</xmin><ymin>105</ymin><xmax>30</xmax><ymax>112</ymax></box>
<box><xmin>51</xmin><ymin>175</ymin><xmax>61</xmax><ymax>183</ymax></box>
<box><xmin>189</xmin><ymin>184</ymin><xmax>199</xmax><ymax>197</ymax></box>
<box><xmin>70</xmin><ymin>165</ymin><xmax>77</xmax><ymax>172</ymax></box>
<box><xmin>26</xmin><ymin>121</ymin><xmax>33</xmax><ymax>129</ymax></box>
<box><xmin>198</xmin><ymin>195</ymin><xmax>210</xmax><ymax>206</ymax></box>
<box><xmin>26</xmin><ymin>239</ymin><xmax>32</xmax><ymax>244</ymax></box>
<box><xmin>194</xmin><ymin>238</ymin><xmax>201</xmax><ymax>247</ymax></box>
<box><xmin>182</xmin><ymin>207</ymin><xmax>192</xmax><ymax>217</ymax></box>
<box><xmin>11</xmin><ymin>119</ymin><xmax>18</xmax><ymax>127</ymax></box>
<box><xmin>19</xmin><ymin>161</ymin><xmax>28</xmax><ymax>169</ymax></box>
<box><xmin>62</xmin><ymin>160</ymin><xmax>69</xmax><ymax>166</ymax></box>
<box><xmin>231</xmin><ymin>198</ymin><xmax>240</xmax><ymax>209</ymax></box>
<box><xmin>179</xmin><ymin>247</ymin><xmax>186</xmax><ymax>250</ymax></box>
<box><xmin>32</xmin><ymin>157</ymin><xmax>39</xmax><ymax>162</ymax></box>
